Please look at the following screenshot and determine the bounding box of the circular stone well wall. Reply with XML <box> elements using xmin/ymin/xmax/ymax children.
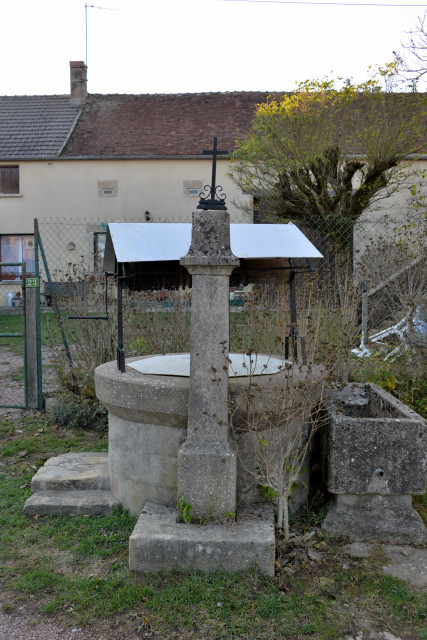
<box><xmin>95</xmin><ymin>355</ymin><xmax>323</xmax><ymax>515</ymax></box>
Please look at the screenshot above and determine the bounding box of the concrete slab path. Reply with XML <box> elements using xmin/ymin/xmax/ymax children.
<box><xmin>343</xmin><ymin>541</ymin><xmax>427</xmax><ymax>588</ymax></box>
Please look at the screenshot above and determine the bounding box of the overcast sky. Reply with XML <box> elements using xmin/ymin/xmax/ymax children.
<box><xmin>1</xmin><ymin>0</ymin><xmax>426</xmax><ymax>96</ymax></box>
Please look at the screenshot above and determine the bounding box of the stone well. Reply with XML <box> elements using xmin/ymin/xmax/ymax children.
<box><xmin>95</xmin><ymin>354</ymin><xmax>324</xmax><ymax>516</ymax></box>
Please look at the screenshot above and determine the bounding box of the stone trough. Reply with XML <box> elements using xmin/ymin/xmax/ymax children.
<box><xmin>322</xmin><ymin>383</ymin><xmax>427</xmax><ymax>544</ymax></box>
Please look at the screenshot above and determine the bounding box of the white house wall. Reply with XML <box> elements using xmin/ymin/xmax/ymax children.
<box><xmin>1</xmin><ymin>157</ymin><xmax>424</xmax><ymax>286</ymax></box>
<box><xmin>353</xmin><ymin>159</ymin><xmax>427</xmax><ymax>281</ymax></box>
<box><xmin>0</xmin><ymin>157</ymin><xmax>252</xmax><ymax>236</ymax></box>
<box><xmin>0</xmin><ymin>158</ymin><xmax>252</xmax><ymax>284</ymax></box>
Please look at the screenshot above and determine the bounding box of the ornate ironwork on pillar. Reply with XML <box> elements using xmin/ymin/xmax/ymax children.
<box><xmin>197</xmin><ymin>136</ymin><xmax>228</xmax><ymax>210</ymax></box>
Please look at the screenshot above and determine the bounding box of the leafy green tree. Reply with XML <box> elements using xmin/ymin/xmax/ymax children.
<box><xmin>230</xmin><ymin>72</ymin><xmax>426</xmax><ymax>249</ymax></box>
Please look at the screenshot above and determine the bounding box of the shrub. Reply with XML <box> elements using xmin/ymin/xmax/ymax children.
<box><xmin>48</xmin><ymin>395</ymin><xmax>108</xmax><ymax>432</ymax></box>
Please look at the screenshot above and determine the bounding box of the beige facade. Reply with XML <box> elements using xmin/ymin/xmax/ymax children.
<box><xmin>0</xmin><ymin>155</ymin><xmax>424</xmax><ymax>297</ymax></box>
<box><xmin>0</xmin><ymin>157</ymin><xmax>252</xmax><ymax>292</ymax></box>
<box><xmin>3</xmin><ymin>156</ymin><xmax>423</xmax><ymax>233</ymax></box>
<box><xmin>354</xmin><ymin>159</ymin><xmax>427</xmax><ymax>280</ymax></box>
<box><xmin>0</xmin><ymin>157</ymin><xmax>251</xmax><ymax>236</ymax></box>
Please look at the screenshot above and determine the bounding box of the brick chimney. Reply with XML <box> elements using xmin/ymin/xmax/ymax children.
<box><xmin>70</xmin><ymin>61</ymin><xmax>87</xmax><ymax>106</ymax></box>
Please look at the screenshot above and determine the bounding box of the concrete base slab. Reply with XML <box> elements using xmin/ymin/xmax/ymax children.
<box><xmin>31</xmin><ymin>452</ymin><xmax>110</xmax><ymax>492</ymax></box>
<box><xmin>23</xmin><ymin>490</ymin><xmax>120</xmax><ymax>516</ymax></box>
<box><xmin>129</xmin><ymin>502</ymin><xmax>276</xmax><ymax>576</ymax></box>
<box><xmin>322</xmin><ymin>495</ymin><xmax>427</xmax><ymax>545</ymax></box>
<box><xmin>343</xmin><ymin>542</ymin><xmax>427</xmax><ymax>588</ymax></box>
<box><xmin>382</xmin><ymin>545</ymin><xmax>427</xmax><ymax>587</ymax></box>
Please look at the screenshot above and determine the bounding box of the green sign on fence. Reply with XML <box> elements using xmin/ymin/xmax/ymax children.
<box><xmin>26</xmin><ymin>277</ymin><xmax>39</xmax><ymax>288</ymax></box>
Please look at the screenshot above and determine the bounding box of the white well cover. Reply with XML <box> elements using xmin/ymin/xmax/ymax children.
<box><xmin>127</xmin><ymin>353</ymin><xmax>287</xmax><ymax>377</ymax></box>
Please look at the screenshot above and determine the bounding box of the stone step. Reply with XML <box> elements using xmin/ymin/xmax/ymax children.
<box><xmin>31</xmin><ymin>452</ymin><xmax>110</xmax><ymax>493</ymax></box>
<box><xmin>23</xmin><ymin>490</ymin><xmax>120</xmax><ymax>516</ymax></box>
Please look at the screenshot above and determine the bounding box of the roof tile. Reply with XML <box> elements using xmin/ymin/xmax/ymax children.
<box><xmin>63</xmin><ymin>92</ymin><xmax>275</xmax><ymax>157</ymax></box>
<box><xmin>0</xmin><ymin>96</ymin><xmax>82</xmax><ymax>159</ymax></box>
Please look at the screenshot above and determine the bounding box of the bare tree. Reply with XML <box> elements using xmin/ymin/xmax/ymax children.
<box><xmin>394</xmin><ymin>11</ymin><xmax>427</xmax><ymax>89</ymax></box>
<box><xmin>232</xmin><ymin>360</ymin><xmax>327</xmax><ymax>541</ymax></box>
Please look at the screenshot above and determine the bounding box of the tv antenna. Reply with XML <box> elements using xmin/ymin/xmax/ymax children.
<box><xmin>85</xmin><ymin>3</ymin><xmax>118</xmax><ymax>67</ymax></box>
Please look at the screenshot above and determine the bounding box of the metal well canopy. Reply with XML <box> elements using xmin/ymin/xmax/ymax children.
<box><xmin>103</xmin><ymin>222</ymin><xmax>323</xmax><ymax>373</ymax></box>
<box><xmin>104</xmin><ymin>222</ymin><xmax>322</xmax><ymax>271</ymax></box>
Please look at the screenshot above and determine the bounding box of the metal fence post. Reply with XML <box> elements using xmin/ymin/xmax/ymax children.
<box><xmin>25</xmin><ymin>278</ymin><xmax>40</xmax><ymax>409</ymax></box>
<box><xmin>361</xmin><ymin>291</ymin><xmax>368</xmax><ymax>349</ymax></box>
<box><xmin>34</xmin><ymin>220</ymin><xmax>43</xmax><ymax>410</ymax></box>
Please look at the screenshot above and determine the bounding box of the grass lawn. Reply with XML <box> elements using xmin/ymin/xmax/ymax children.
<box><xmin>0</xmin><ymin>412</ymin><xmax>426</xmax><ymax>639</ymax></box>
<box><xmin>0</xmin><ymin>311</ymin><xmax>64</xmax><ymax>355</ymax></box>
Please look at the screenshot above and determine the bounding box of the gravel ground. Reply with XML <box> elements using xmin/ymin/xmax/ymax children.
<box><xmin>0</xmin><ymin>607</ymin><xmax>408</xmax><ymax>640</ymax></box>
<box><xmin>0</xmin><ymin>605</ymin><xmax>154</xmax><ymax>640</ymax></box>
<box><xmin>0</xmin><ymin>608</ymin><xmax>85</xmax><ymax>640</ymax></box>
<box><xmin>0</xmin><ymin>345</ymin><xmax>60</xmax><ymax>416</ymax></box>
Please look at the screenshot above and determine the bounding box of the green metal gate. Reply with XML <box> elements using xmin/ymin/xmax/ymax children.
<box><xmin>0</xmin><ymin>262</ymin><xmax>42</xmax><ymax>410</ymax></box>
<box><xmin>0</xmin><ymin>262</ymin><xmax>27</xmax><ymax>408</ymax></box>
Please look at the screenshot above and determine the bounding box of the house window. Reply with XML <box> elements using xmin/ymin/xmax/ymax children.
<box><xmin>186</xmin><ymin>188</ymin><xmax>200</xmax><ymax>197</ymax></box>
<box><xmin>0</xmin><ymin>166</ymin><xmax>19</xmax><ymax>194</ymax></box>
<box><xmin>183</xmin><ymin>180</ymin><xmax>203</xmax><ymax>198</ymax></box>
<box><xmin>98</xmin><ymin>180</ymin><xmax>118</xmax><ymax>198</ymax></box>
<box><xmin>0</xmin><ymin>235</ymin><xmax>35</xmax><ymax>278</ymax></box>
<box><xmin>94</xmin><ymin>232</ymin><xmax>106</xmax><ymax>272</ymax></box>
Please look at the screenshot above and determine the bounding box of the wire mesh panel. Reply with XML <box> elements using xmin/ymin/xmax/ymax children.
<box><xmin>36</xmin><ymin>217</ymin><xmax>195</xmax><ymax>386</ymax></box>
<box><xmin>0</xmin><ymin>264</ymin><xmax>27</xmax><ymax>409</ymax></box>
<box><xmin>36</xmin><ymin>217</ymin><xmax>291</xmax><ymax>378</ymax></box>
<box><xmin>353</xmin><ymin>211</ymin><xmax>427</xmax><ymax>347</ymax></box>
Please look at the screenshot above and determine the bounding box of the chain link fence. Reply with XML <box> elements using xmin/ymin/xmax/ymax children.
<box><xmin>34</xmin><ymin>209</ymin><xmax>426</xmax><ymax>387</ymax></box>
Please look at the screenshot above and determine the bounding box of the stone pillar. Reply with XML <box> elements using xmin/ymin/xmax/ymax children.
<box><xmin>177</xmin><ymin>210</ymin><xmax>239</xmax><ymax>520</ymax></box>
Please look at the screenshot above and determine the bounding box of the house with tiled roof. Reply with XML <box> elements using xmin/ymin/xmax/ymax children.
<box><xmin>0</xmin><ymin>60</ymin><xmax>425</xmax><ymax>287</ymax></box>
<box><xmin>0</xmin><ymin>61</ymin><xmax>270</xmax><ymax>280</ymax></box>
<box><xmin>0</xmin><ymin>64</ymin><xmax>86</xmax><ymax>280</ymax></box>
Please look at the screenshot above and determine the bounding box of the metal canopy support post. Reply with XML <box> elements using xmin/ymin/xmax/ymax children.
<box><xmin>117</xmin><ymin>277</ymin><xmax>125</xmax><ymax>373</ymax></box>
<box><xmin>284</xmin><ymin>269</ymin><xmax>307</xmax><ymax>365</ymax></box>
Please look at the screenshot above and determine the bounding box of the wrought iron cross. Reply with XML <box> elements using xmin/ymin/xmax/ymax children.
<box><xmin>197</xmin><ymin>136</ymin><xmax>228</xmax><ymax>210</ymax></box>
